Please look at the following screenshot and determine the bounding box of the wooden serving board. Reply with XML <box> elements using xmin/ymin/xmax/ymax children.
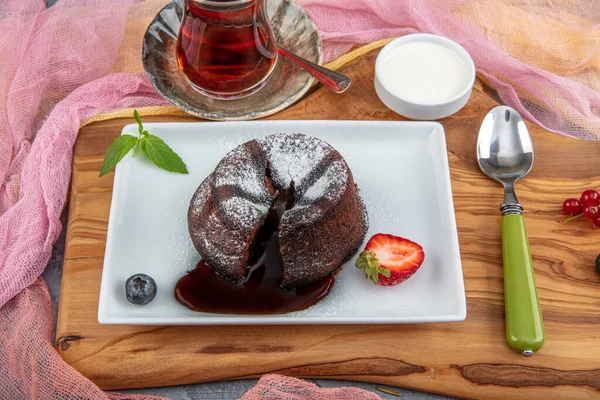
<box><xmin>57</xmin><ymin>49</ymin><xmax>600</xmax><ymax>399</ymax></box>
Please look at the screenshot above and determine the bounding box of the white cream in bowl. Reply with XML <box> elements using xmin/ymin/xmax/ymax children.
<box><xmin>375</xmin><ymin>34</ymin><xmax>476</xmax><ymax>120</ymax></box>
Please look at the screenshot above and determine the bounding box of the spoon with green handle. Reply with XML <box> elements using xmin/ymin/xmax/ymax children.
<box><xmin>476</xmin><ymin>106</ymin><xmax>545</xmax><ymax>356</ymax></box>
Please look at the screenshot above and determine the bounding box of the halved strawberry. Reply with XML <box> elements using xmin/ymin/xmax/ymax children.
<box><xmin>355</xmin><ymin>233</ymin><xmax>424</xmax><ymax>286</ymax></box>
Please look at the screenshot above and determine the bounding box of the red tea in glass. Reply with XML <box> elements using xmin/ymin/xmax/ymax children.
<box><xmin>176</xmin><ymin>0</ymin><xmax>278</xmax><ymax>100</ymax></box>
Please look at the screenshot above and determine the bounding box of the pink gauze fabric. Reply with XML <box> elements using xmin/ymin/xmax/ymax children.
<box><xmin>1</xmin><ymin>0</ymin><xmax>600</xmax><ymax>398</ymax></box>
<box><xmin>302</xmin><ymin>0</ymin><xmax>600</xmax><ymax>139</ymax></box>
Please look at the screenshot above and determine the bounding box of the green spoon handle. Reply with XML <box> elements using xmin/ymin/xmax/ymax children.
<box><xmin>501</xmin><ymin>213</ymin><xmax>545</xmax><ymax>355</ymax></box>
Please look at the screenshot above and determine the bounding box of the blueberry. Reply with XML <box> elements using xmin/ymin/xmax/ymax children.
<box><xmin>125</xmin><ymin>274</ymin><xmax>157</xmax><ymax>305</ymax></box>
<box><xmin>596</xmin><ymin>254</ymin><xmax>600</xmax><ymax>275</ymax></box>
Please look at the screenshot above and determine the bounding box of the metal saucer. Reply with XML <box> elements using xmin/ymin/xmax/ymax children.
<box><xmin>142</xmin><ymin>0</ymin><xmax>322</xmax><ymax>121</ymax></box>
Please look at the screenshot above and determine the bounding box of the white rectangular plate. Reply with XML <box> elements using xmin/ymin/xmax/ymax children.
<box><xmin>98</xmin><ymin>120</ymin><xmax>466</xmax><ymax>325</ymax></box>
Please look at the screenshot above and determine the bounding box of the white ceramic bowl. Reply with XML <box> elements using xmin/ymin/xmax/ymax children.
<box><xmin>374</xmin><ymin>34</ymin><xmax>476</xmax><ymax>120</ymax></box>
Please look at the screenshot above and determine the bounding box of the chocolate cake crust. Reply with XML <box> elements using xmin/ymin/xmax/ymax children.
<box><xmin>188</xmin><ymin>133</ymin><xmax>368</xmax><ymax>289</ymax></box>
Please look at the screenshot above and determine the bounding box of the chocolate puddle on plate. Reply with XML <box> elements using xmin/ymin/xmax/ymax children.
<box><xmin>174</xmin><ymin>187</ymin><xmax>336</xmax><ymax>315</ymax></box>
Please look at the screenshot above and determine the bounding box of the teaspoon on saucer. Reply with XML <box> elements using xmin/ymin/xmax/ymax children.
<box><xmin>278</xmin><ymin>47</ymin><xmax>351</xmax><ymax>93</ymax></box>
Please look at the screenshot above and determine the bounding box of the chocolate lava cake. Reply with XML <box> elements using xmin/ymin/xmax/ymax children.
<box><xmin>188</xmin><ymin>133</ymin><xmax>368</xmax><ymax>289</ymax></box>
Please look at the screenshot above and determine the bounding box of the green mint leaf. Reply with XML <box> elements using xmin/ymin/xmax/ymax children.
<box><xmin>140</xmin><ymin>133</ymin><xmax>188</xmax><ymax>174</ymax></box>
<box><xmin>134</xmin><ymin>110</ymin><xmax>143</xmax><ymax>135</ymax></box>
<box><xmin>99</xmin><ymin>134</ymin><xmax>138</xmax><ymax>177</ymax></box>
<box><xmin>99</xmin><ymin>110</ymin><xmax>188</xmax><ymax>177</ymax></box>
<box><xmin>132</xmin><ymin>140</ymin><xmax>141</xmax><ymax>157</ymax></box>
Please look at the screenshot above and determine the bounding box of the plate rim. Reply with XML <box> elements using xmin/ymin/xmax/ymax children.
<box><xmin>98</xmin><ymin>120</ymin><xmax>467</xmax><ymax>325</ymax></box>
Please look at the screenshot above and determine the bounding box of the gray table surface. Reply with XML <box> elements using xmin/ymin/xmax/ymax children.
<box><xmin>41</xmin><ymin>1</ymin><xmax>452</xmax><ymax>398</ymax></box>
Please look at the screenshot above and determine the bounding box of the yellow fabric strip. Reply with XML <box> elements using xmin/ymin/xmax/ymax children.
<box><xmin>81</xmin><ymin>106</ymin><xmax>186</xmax><ymax>128</ymax></box>
<box><xmin>80</xmin><ymin>38</ymin><xmax>395</xmax><ymax>128</ymax></box>
<box><xmin>323</xmin><ymin>37</ymin><xmax>395</xmax><ymax>71</ymax></box>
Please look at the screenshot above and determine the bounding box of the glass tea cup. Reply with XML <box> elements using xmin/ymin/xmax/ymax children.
<box><xmin>176</xmin><ymin>0</ymin><xmax>278</xmax><ymax>100</ymax></box>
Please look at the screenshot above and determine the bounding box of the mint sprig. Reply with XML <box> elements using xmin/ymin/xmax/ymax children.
<box><xmin>99</xmin><ymin>135</ymin><xmax>137</xmax><ymax>177</ymax></box>
<box><xmin>99</xmin><ymin>110</ymin><xmax>188</xmax><ymax>177</ymax></box>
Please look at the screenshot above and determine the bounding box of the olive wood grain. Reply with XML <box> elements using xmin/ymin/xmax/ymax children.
<box><xmin>56</xmin><ymin>49</ymin><xmax>600</xmax><ymax>399</ymax></box>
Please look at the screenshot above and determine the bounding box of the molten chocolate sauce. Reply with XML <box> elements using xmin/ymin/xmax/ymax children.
<box><xmin>175</xmin><ymin>189</ymin><xmax>335</xmax><ymax>314</ymax></box>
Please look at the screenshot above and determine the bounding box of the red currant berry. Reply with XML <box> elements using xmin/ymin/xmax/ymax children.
<box><xmin>581</xmin><ymin>189</ymin><xmax>600</xmax><ymax>206</ymax></box>
<box><xmin>562</xmin><ymin>198</ymin><xmax>583</xmax><ymax>216</ymax></box>
<box><xmin>583</xmin><ymin>204</ymin><xmax>599</xmax><ymax>220</ymax></box>
<box><xmin>594</xmin><ymin>216</ymin><xmax>600</xmax><ymax>229</ymax></box>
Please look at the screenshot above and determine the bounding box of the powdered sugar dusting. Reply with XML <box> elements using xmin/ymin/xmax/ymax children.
<box><xmin>189</xmin><ymin>174</ymin><xmax>212</xmax><ymax>216</ymax></box>
<box><xmin>282</xmin><ymin>204</ymin><xmax>325</xmax><ymax>225</ymax></box>
<box><xmin>199</xmin><ymin>231</ymin><xmax>240</xmax><ymax>265</ymax></box>
<box><xmin>189</xmin><ymin>133</ymin><xmax>365</xmax><ymax>285</ymax></box>
<box><xmin>218</xmin><ymin>196</ymin><xmax>268</xmax><ymax>228</ymax></box>
<box><xmin>259</xmin><ymin>133</ymin><xmax>329</xmax><ymax>188</ymax></box>
<box><xmin>300</xmin><ymin>159</ymin><xmax>348</xmax><ymax>202</ymax></box>
<box><xmin>214</xmin><ymin>143</ymin><xmax>271</xmax><ymax>202</ymax></box>
<box><xmin>198</xmin><ymin>212</ymin><xmax>246</xmax><ymax>266</ymax></box>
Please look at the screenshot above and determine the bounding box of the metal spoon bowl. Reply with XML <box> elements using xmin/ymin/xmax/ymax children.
<box><xmin>478</xmin><ymin>107</ymin><xmax>534</xmax><ymax>205</ymax></box>
<box><xmin>477</xmin><ymin>106</ymin><xmax>545</xmax><ymax>356</ymax></box>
